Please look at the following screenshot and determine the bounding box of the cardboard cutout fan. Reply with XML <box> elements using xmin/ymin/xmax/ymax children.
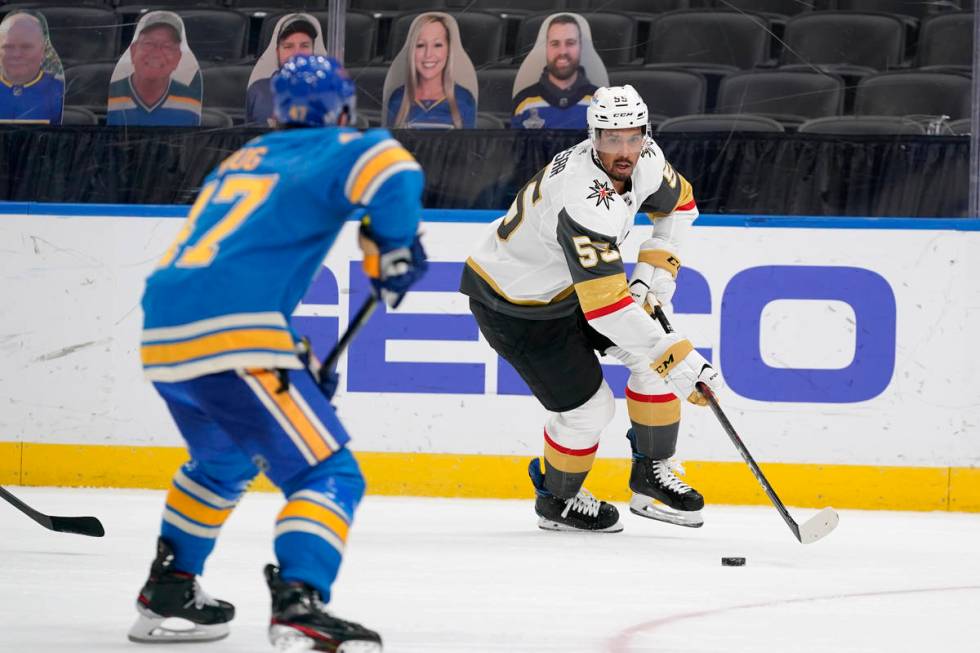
<box><xmin>247</xmin><ymin>13</ymin><xmax>327</xmax><ymax>126</ymax></box>
<box><xmin>107</xmin><ymin>11</ymin><xmax>201</xmax><ymax>126</ymax></box>
<box><xmin>382</xmin><ymin>12</ymin><xmax>477</xmax><ymax>129</ymax></box>
<box><xmin>0</xmin><ymin>11</ymin><xmax>65</xmax><ymax>125</ymax></box>
<box><xmin>513</xmin><ymin>13</ymin><xmax>608</xmax><ymax>98</ymax></box>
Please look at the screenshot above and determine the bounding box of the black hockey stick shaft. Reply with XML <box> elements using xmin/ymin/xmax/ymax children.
<box><xmin>0</xmin><ymin>485</ymin><xmax>105</xmax><ymax>537</ymax></box>
<box><xmin>321</xmin><ymin>293</ymin><xmax>379</xmax><ymax>374</ymax></box>
<box><xmin>652</xmin><ymin>306</ymin><xmax>803</xmax><ymax>542</ymax></box>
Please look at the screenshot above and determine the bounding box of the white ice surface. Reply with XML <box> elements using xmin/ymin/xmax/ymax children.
<box><xmin>1</xmin><ymin>487</ymin><xmax>978</xmax><ymax>652</ymax></box>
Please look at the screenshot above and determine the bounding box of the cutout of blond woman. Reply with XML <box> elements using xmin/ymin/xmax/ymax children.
<box><xmin>246</xmin><ymin>14</ymin><xmax>326</xmax><ymax>126</ymax></box>
<box><xmin>0</xmin><ymin>11</ymin><xmax>64</xmax><ymax>124</ymax></box>
<box><xmin>108</xmin><ymin>11</ymin><xmax>201</xmax><ymax>126</ymax></box>
<box><xmin>511</xmin><ymin>13</ymin><xmax>608</xmax><ymax>130</ymax></box>
<box><xmin>383</xmin><ymin>13</ymin><xmax>477</xmax><ymax>129</ymax></box>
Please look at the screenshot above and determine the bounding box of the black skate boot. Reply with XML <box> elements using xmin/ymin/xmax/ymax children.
<box><xmin>627</xmin><ymin>432</ymin><xmax>705</xmax><ymax>528</ymax></box>
<box><xmin>128</xmin><ymin>537</ymin><xmax>235</xmax><ymax>643</ymax></box>
<box><xmin>265</xmin><ymin>564</ymin><xmax>382</xmax><ymax>653</ymax></box>
<box><xmin>528</xmin><ymin>458</ymin><xmax>623</xmax><ymax>533</ymax></box>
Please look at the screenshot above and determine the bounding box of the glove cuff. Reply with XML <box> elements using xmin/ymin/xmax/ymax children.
<box><xmin>638</xmin><ymin>248</ymin><xmax>681</xmax><ymax>279</ymax></box>
<box><xmin>651</xmin><ymin>337</ymin><xmax>694</xmax><ymax>378</ymax></box>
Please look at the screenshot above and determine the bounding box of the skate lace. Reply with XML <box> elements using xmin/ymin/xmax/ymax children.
<box><xmin>652</xmin><ymin>459</ymin><xmax>693</xmax><ymax>494</ymax></box>
<box><xmin>185</xmin><ymin>580</ymin><xmax>220</xmax><ymax>610</ymax></box>
<box><xmin>561</xmin><ymin>488</ymin><xmax>601</xmax><ymax>519</ymax></box>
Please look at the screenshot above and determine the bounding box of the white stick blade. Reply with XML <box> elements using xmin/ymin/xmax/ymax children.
<box><xmin>798</xmin><ymin>507</ymin><xmax>839</xmax><ymax>544</ymax></box>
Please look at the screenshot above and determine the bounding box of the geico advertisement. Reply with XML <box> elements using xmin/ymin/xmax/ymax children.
<box><xmin>2</xmin><ymin>212</ymin><xmax>978</xmax><ymax>467</ymax></box>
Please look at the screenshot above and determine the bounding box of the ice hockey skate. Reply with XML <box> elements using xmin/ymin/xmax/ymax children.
<box><xmin>128</xmin><ymin>538</ymin><xmax>235</xmax><ymax>643</ymax></box>
<box><xmin>628</xmin><ymin>441</ymin><xmax>705</xmax><ymax>528</ymax></box>
<box><xmin>528</xmin><ymin>458</ymin><xmax>623</xmax><ymax>533</ymax></box>
<box><xmin>265</xmin><ymin>564</ymin><xmax>382</xmax><ymax>653</ymax></box>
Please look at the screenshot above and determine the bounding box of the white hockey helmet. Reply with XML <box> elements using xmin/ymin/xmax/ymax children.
<box><xmin>587</xmin><ymin>85</ymin><xmax>649</xmax><ymax>151</ymax></box>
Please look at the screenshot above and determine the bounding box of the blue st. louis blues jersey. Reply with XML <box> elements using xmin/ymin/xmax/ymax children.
<box><xmin>141</xmin><ymin>127</ymin><xmax>424</xmax><ymax>382</ymax></box>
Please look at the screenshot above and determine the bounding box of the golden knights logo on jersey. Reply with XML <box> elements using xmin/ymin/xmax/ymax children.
<box><xmin>587</xmin><ymin>179</ymin><xmax>615</xmax><ymax>209</ymax></box>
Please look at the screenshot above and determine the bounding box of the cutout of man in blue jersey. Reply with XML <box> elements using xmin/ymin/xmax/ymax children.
<box><xmin>0</xmin><ymin>11</ymin><xmax>64</xmax><ymax>124</ymax></box>
<box><xmin>128</xmin><ymin>56</ymin><xmax>427</xmax><ymax>652</ymax></box>
<box><xmin>511</xmin><ymin>14</ymin><xmax>599</xmax><ymax>130</ymax></box>
<box><xmin>107</xmin><ymin>12</ymin><xmax>201</xmax><ymax>126</ymax></box>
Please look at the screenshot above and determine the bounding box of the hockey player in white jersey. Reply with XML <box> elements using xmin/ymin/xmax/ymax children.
<box><xmin>460</xmin><ymin>85</ymin><xmax>722</xmax><ymax>532</ymax></box>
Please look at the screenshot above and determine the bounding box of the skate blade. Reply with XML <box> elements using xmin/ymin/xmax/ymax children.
<box><xmin>269</xmin><ymin>625</ymin><xmax>382</xmax><ymax>653</ymax></box>
<box><xmin>537</xmin><ymin>516</ymin><xmax>624</xmax><ymax>533</ymax></box>
<box><xmin>629</xmin><ymin>494</ymin><xmax>703</xmax><ymax>528</ymax></box>
<box><xmin>127</xmin><ymin>612</ymin><xmax>230</xmax><ymax>643</ymax></box>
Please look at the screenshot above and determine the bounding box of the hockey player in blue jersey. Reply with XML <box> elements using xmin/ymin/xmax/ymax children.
<box><xmin>128</xmin><ymin>55</ymin><xmax>427</xmax><ymax>652</ymax></box>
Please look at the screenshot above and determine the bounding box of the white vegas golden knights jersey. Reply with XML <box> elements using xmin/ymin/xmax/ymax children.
<box><xmin>460</xmin><ymin>136</ymin><xmax>698</xmax><ymax>360</ymax></box>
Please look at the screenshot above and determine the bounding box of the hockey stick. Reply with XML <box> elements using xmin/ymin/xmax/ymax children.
<box><xmin>320</xmin><ymin>293</ymin><xmax>379</xmax><ymax>376</ymax></box>
<box><xmin>0</xmin><ymin>485</ymin><xmax>105</xmax><ymax>537</ymax></box>
<box><xmin>652</xmin><ymin>306</ymin><xmax>839</xmax><ymax>544</ymax></box>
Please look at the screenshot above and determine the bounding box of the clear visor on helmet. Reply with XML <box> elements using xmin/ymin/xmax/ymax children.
<box><xmin>592</xmin><ymin>126</ymin><xmax>647</xmax><ymax>154</ymax></box>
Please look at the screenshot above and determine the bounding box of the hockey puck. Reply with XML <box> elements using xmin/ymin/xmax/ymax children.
<box><xmin>721</xmin><ymin>557</ymin><xmax>746</xmax><ymax>566</ymax></box>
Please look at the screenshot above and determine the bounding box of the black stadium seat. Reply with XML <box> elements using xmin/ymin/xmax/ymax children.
<box><xmin>657</xmin><ymin>113</ymin><xmax>786</xmax><ymax>132</ymax></box>
<box><xmin>917</xmin><ymin>12</ymin><xmax>973</xmax><ymax>70</ymax></box>
<box><xmin>348</xmin><ymin>65</ymin><xmax>388</xmax><ymax>126</ymax></box>
<box><xmin>257</xmin><ymin>11</ymin><xmax>378</xmax><ymax>67</ymax></box>
<box><xmin>580</xmin><ymin>0</ymin><xmax>690</xmax><ymax>12</ymax></box>
<box><xmin>16</xmin><ymin>6</ymin><xmax>119</xmax><ymax>65</ymax></box>
<box><xmin>947</xmin><ymin>117</ymin><xmax>971</xmax><ymax>134</ymax></box>
<box><xmin>175</xmin><ymin>9</ymin><xmax>248</xmax><ymax>63</ymax></box>
<box><xmin>780</xmin><ymin>12</ymin><xmax>905</xmax><ymax>72</ymax></box>
<box><xmin>61</xmin><ymin>105</ymin><xmax>100</xmax><ymax>125</ymax></box>
<box><xmin>64</xmin><ymin>62</ymin><xmax>114</xmax><ymax>113</ymax></box>
<box><xmin>444</xmin><ymin>0</ymin><xmax>567</xmax><ymax>14</ymax></box>
<box><xmin>476</xmin><ymin>66</ymin><xmax>517</xmax><ymax>120</ymax></box>
<box><xmin>200</xmin><ymin>64</ymin><xmax>252</xmax><ymax>122</ymax></box>
<box><xmin>230</xmin><ymin>0</ymin><xmax>327</xmax><ymax>8</ymax></box>
<box><xmin>384</xmin><ymin>11</ymin><xmax>505</xmax><ymax>67</ymax></box>
<box><xmin>834</xmin><ymin>0</ymin><xmax>945</xmax><ymax>20</ymax></box>
<box><xmin>797</xmin><ymin>115</ymin><xmax>927</xmax><ymax>134</ymax></box>
<box><xmin>854</xmin><ymin>71</ymin><xmax>972</xmax><ymax>120</ymax></box>
<box><xmin>709</xmin><ymin>0</ymin><xmax>814</xmax><ymax>17</ymax></box>
<box><xmin>609</xmin><ymin>68</ymin><xmax>706</xmax><ymax>122</ymax></box>
<box><xmin>515</xmin><ymin>12</ymin><xmax>638</xmax><ymax>66</ymax></box>
<box><xmin>200</xmin><ymin>107</ymin><xmax>234</xmax><ymax>128</ymax></box>
<box><xmin>115</xmin><ymin>0</ymin><xmax>226</xmax><ymax>6</ymax></box>
<box><xmin>714</xmin><ymin>70</ymin><xmax>844</xmax><ymax>125</ymax></box>
<box><xmin>644</xmin><ymin>11</ymin><xmax>771</xmax><ymax>70</ymax></box>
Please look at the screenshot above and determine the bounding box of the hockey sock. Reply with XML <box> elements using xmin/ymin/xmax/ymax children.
<box><xmin>625</xmin><ymin>384</ymin><xmax>680</xmax><ymax>460</ymax></box>
<box><xmin>274</xmin><ymin>448</ymin><xmax>365</xmax><ymax>601</ymax></box>
<box><xmin>160</xmin><ymin>462</ymin><xmax>250</xmax><ymax>575</ymax></box>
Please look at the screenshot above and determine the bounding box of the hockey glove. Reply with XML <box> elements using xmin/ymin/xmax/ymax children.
<box><xmin>361</xmin><ymin>232</ymin><xmax>428</xmax><ymax>309</ymax></box>
<box><xmin>629</xmin><ymin>262</ymin><xmax>676</xmax><ymax>312</ymax></box>
<box><xmin>298</xmin><ymin>337</ymin><xmax>341</xmax><ymax>402</ymax></box>
<box><xmin>318</xmin><ymin>369</ymin><xmax>340</xmax><ymax>402</ymax></box>
<box><xmin>650</xmin><ymin>334</ymin><xmax>722</xmax><ymax>406</ymax></box>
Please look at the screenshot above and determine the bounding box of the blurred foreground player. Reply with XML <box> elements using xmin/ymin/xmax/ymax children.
<box><xmin>461</xmin><ymin>85</ymin><xmax>721</xmax><ymax>533</ymax></box>
<box><xmin>129</xmin><ymin>55</ymin><xmax>427</xmax><ymax>652</ymax></box>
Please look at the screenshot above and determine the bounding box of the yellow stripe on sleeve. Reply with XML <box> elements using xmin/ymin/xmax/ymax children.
<box><xmin>348</xmin><ymin>146</ymin><xmax>416</xmax><ymax>203</ymax></box>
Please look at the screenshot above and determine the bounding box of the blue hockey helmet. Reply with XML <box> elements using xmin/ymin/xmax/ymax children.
<box><xmin>272</xmin><ymin>55</ymin><xmax>356</xmax><ymax>127</ymax></box>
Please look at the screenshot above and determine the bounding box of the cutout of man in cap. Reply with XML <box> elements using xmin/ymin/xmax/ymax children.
<box><xmin>247</xmin><ymin>14</ymin><xmax>325</xmax><ymax>126</ymax></box>
<box><xmin>107</xmin><ymin>11</ymin><xmax>201</xmax><ymax>126</ymax></box>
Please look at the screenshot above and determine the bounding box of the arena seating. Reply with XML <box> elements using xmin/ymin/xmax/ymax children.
<box><xmin>0</xmin><ymin>0</ymin><xmax>970</xmax><ymax>131</ymax></box>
